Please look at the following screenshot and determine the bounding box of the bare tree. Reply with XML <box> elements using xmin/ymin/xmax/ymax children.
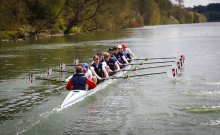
<box><xmin>64</xmin><ymin>0</ymin><xmax>103</xmax><ymax>34</ymax></box>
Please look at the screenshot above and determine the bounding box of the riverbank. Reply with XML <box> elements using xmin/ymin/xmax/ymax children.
<box><xmin>0</xmin><ymin>28</ymin><xmax>64</xmax><ymax>42</ymax></box>
<box><xmin>0</xmin><ymin>0</ymin><xmax>208</xmax><ymax>43</ymax></box>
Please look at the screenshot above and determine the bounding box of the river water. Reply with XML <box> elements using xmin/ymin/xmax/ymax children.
<box><xmin>0</xmin><ymin>22</ymin><xmax>220</xmax><ymax>135</ymax></box>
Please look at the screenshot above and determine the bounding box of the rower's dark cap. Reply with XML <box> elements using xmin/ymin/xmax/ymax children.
<box><xmin>75</xmin><ymin>66</ymin><xmax>82</xmax><ymax>73</ymax></box>
<box><xmin>82</xmin><ymin>63</ymin><xmax>89</xmax><ymax>70</ymax></box>
<box><xmin>97</xmin><ymin>52</ymin><xmax>102</xmax><ymax>57</ymax></box>
<box><xmin>108</xmin><ymin>48</ymin><xmax>114</xmax><ymax>52</ymax></box>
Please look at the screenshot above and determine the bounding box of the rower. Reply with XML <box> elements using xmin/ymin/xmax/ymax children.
<box><xmin>113</xmin><ymin>45</ymin><xmax>129</xmax><ymax>64</ymax></box>
<box><xmin>82</xmin><ymin>63</ymin><xmax>97</xmax><ymax>84</ymax></box>
<box><xmin>97</xmin><ymin>52</ymin><xmax>104</xmax><ymax>62</ymax></box>
<box><xmin>90</xmin><ymin>53</ymin><xmax>105</xmax><ymax>65</ymax></box>
<box><xmin>121</xmin><ymin>42</ymin><xmax>136</xmax><ymax>59</ymax></box>
<box><xmin>90</xmin><ymin>55</ymin><xmax>109</xmax><ymax>82</ymax></box>
<box><xmin>103</xmin><ymin>51</ymin><xmax>120</xmax><ymax>72</ymax></box>
<box><xmin>108</xmin><ymin>47</ymin><xmax>123</xmax><ymax>67</ymax></box>
<box><xmin>96</xmin><ymin>52</ymin><xmax>110</xmax><ymax>73</ymax></box>
<box><xmin>66</xmin><ymin>66</ymin><xmax>96</xmax><ymax>91</ymax></box>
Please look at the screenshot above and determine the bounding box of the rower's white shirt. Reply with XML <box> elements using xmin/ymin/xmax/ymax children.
<box><xmin>102</xmin><ymin>61</ymin><xmax>107</xmax><ymax>68</ymax></box>
<box><xmin>124</xmin><ymin>48</ymin><xmax>135</xmax><ymax>58</ymax></box>
<box><xmin>85</xmin><ymin>69</ymin><xmax>93</xmax><ymax>79</ymax></box>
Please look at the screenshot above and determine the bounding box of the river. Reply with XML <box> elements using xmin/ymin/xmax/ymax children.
<box><xmin>0</xmin><ymin>22</ymin><xmax>220</xmax><ymax>135</ymax></box>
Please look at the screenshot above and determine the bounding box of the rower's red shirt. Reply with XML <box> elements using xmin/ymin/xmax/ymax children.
<box><xmin>66</xmin><ymin>77</ymin><xmax>96</xmax><ymax>90</ymax></box>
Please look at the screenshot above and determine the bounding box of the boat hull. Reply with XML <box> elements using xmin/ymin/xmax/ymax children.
<box><xmin>61</xmin><ymin>64</ymin><xmax>131</xmax><ymax>109</ymax></box>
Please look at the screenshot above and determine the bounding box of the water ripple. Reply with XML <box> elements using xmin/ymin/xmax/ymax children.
<box><xmin>0</xmin><ymin>85</ymin><xmax>64</xmax><ymax>123</ymax></box>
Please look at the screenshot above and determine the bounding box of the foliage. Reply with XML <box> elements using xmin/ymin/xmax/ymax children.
<box><xmin>0</xmin><ymin>0</ymin><xmax>26</xmax><ymax>30</ymax></box>
<box><xmin>0</xmin><ymin>0</ymin><xmax>210</xmax><ymax>40</ymax></box>
<box><xmin>70</xmin><ymin>27</ymin><xmax>81</xmax><ymax>33</ymax></box>
<box><xmin>167</xmin><ymin>16</ymin><xmax>180</xmax><ymax>24</ymax></box>
<box><xmin>193</xmin><ymin>3</ymin><xmax>220</xmax><ymax>22</ymax></box>
<box><xmin>193</xmin><ymin>13</ymin><xmax>207</xmax><ymax>23</ymax></box>
<box><xmin>184</xmin><ymin>11</ymin><xmax>194</xmax><ymax>23</ymax></box>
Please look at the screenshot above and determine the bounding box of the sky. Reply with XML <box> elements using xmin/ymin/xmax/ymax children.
<box><xmin>171</xmin><ymin>0</ymin><xmax>220</xmax><ymax>7</ymax></box>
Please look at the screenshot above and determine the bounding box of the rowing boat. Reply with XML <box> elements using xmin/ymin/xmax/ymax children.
<box><xmin>27</xmin><ymin>55</ymin><xmax>183</xmax><ymax>109</ymax></box>
<box><xmin>60</xmin><ymin>63</ymin><xmax>132</xmax><ymax>109</ymax></box>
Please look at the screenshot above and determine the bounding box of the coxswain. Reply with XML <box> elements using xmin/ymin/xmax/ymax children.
<box><xmin>66</xmin><ymin>66</ymin><xmax>96</xmax><ymax>90</ymax></box>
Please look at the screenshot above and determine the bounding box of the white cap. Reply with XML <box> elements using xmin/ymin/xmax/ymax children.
<box><xmin>117</xmin><ymin>44</ymin><xmax>122</xmax><ymax>49</ymax></box>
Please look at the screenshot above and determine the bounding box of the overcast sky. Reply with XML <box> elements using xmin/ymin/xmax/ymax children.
<box><xmin>171</xmin><ymin>0</ymin><xmax>220</xmax><ymax>7</ymax></box>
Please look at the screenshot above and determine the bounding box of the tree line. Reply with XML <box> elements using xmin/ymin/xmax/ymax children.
<box><xmin>0</xmin><ymin>0</ymin><xmax>207</xmax><ymax>41</ymax></box>
<box><xmin>192</xmin><ymin>3</ymin><xmax>220</xmax><ymax>22</ymax></box>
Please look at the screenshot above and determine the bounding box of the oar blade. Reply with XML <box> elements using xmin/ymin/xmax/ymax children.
<box><xmin>29</xmin><ymin>74</ymin><xmax>35</xmax><ymax>83</ymax></box>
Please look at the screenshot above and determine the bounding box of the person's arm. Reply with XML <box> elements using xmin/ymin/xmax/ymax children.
<box><xmin>101</xmin><ymin>62</ymin><xmax>109</xmax><ymax>78</ymax></box>
<box><xmin>66</xmin><ymin>80</ymin><xmax>73</xmax><ymax>90</ymax></box>
<box><xmin>85</xmin><ymin>78</ymin><xmax>96</xmax><ymax>89</ymax></box>
<box><xmin>111</xmin><ymin>58</ymin><xmax>120</xmax><ymax>70</ymax></box>
<box><xmin>114</xmin><ymin>62</ymin><xmax>121</xmax><ymax>71</ymax></box>
<box><xmin>122</xmin><ymin>55</ymin><xmax>129</xmax><ymax>64</ymax></box>
<box><xmin>90</xmin><ymin>66</ymin><xmax>102</xmax><ymax>80</ymax></box>
<box><xmin>127</xmin><ymin>48</ymin><xmax>135</xmax><ymax>59</ymax></box>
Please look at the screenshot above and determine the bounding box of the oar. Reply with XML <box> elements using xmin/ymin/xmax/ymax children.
<box><xmin>60</xmin><ymin>58</ymin><xmax>79</xmax><ymax>68</ymax></box>
<box><xmin>45</xmin><ymin>59</ymin><xmax>79</xmax><ymax>75</ymax></box>
<box><xmin>108</xmin><ymin>66</ymin><xmax>180</xmax><ymax>80</ymax></box>
<box><xmin>133</xmin><ymin>57</ymin><xmax>177</xmax><ymax>61</ymax></box>
<box><xmin>50</xmin><ymin>64</ymin><xmax>172</xmax><ymax>75</ymax></box>
<box><xmin>123</xmin><ymin>64</ymin><xmax>172</xmax><ymax>71</ymax></box>
<box><xmin>49</xmin><ymin>68</ymin><xmax>74</xmax><ymax>73</ymax></box>
<box><xmin>123</xmin><ymin>60</ymin><xmax>175</xmax><ymax>66</ymax></box>
<box><xmin>110</xmin><ymin>65</ymin><xmax>172</xmax><ymax>74</ymax></box>
<box><xmin>29</xmin><ymin>74</ymin><xmax>66</xmax><ymax>83</ymax></box>
<box><xmin>108</xmin><ymin>71</ymin><xmax>167</xmax><ymax>79</ymax></box>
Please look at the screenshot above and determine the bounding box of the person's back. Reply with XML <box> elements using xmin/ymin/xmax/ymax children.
<box><xmin>71</xmin><ymin>73</ymin><xmax>87</xmax><ymax>90</ymax></box>
<box><xmin>66</xmin><ymin>66</ymin><xmax>96</xmax><ymax>90</ymax></box>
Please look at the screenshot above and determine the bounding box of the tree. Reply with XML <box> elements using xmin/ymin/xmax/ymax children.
<box><xmin>63</xmin><ymin>0</ymin><xmax>104</xmax><ymax>34</ymax></box>
<box><xmin>138</xmin><ymin>0</ymin><xmax>161</xmax><ymax>25</ymax></box>
<box><xmin>184</xmin><ymin>11</ymin><xmax>194</xmax><ymax>23</ymax></box>
<box><xmin>175</xmin><ymin>0</ymin><xmax>184</xmax><ymax>8</ymax></box>
<box><xmin>0</xmin><ymin>0</ymin><xmax>26</xmax><ymax>30</ymax></box>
